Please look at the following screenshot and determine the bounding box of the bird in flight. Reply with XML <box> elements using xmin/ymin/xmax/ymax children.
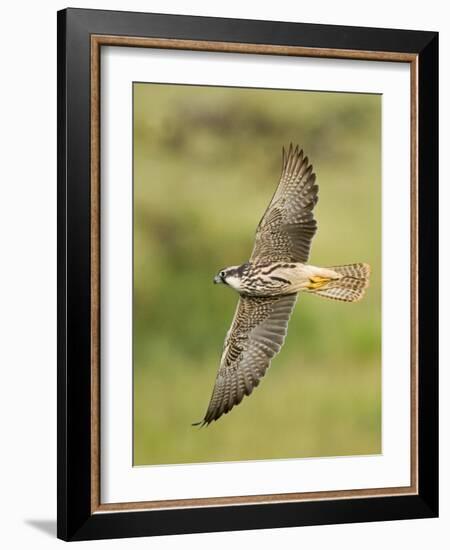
<box><xmin>193</xmin><ymin>144</ymin><xmax>370</xmax><ymax>427</ymax></box>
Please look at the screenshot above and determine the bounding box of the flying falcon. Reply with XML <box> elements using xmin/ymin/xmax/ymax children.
<box><xmin>193</xmin><ymin>144</ymin><xmax>370</xmax><ymax>426</ymax></box>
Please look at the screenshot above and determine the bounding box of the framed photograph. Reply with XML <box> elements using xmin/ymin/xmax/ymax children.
<box><xmin>57</xmin><ymin>8</ymin><xmax>438</xmax><ymax>541</ymax></box>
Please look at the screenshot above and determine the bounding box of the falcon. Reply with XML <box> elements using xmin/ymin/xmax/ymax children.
<box><xmin>193</xmin><ymin>144</ymin><xmax>370</xmax><ymax>426</ymax></box>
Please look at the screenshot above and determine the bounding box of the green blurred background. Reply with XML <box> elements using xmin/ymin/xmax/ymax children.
<box><xmin>133</xmin><ymin>83</ymin><xmax>381</xmax><ymax>466</ymax></box>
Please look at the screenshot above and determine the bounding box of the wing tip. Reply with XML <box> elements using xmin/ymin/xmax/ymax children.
<box><xmin>191</xmin><ymin>419</ymin><xmax>208</xmax><ymax>428</ymax></box>
<box><xmin>282</xmin><ymin>143</ymin><xmax>308</xmax><ymax>174</ymax></box>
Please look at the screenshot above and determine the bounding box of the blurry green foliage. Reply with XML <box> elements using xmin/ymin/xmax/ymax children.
<box><xmin>133</xmin><ymin>83</ymin><xmax>381</xmax><ymax>465</ymax></box>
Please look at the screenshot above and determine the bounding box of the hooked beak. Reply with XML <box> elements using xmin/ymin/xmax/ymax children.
<box><xmin>213</xmin><ymin>274</ymin><xmax>223</xmax><ymax>284</ymax></box>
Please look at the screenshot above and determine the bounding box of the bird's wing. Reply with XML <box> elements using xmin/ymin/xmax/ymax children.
<box><xmin>195</xmin><ymin>293</ymin><xmax>297</xmax><ymax>426</ymax></box>
<box><xmin>250</xmin><ymin>144</ymin><xmax>318</xmax><ymax>263</ymax></box>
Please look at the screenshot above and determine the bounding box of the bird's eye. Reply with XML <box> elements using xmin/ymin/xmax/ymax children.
<box><xmin>220</xmin><ymin>271</ymin><xmax>226</xmax><ymax>278</ymax></box>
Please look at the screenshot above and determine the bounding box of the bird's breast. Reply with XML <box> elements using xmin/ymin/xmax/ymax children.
<box><xmin>240</xmin><ymin>262</ymin><xmax>310</xmax><ymax>296</ymax></box>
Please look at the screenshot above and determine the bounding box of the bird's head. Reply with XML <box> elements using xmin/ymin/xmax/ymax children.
<box><xmin>213</xmin><ymin>263</ymin><xmax>250</xmax><ymax>291</ymax></box>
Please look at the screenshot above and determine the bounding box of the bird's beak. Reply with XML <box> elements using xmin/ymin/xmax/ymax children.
<box><xmin>213</xmin><ymin>274</ymin><xmax>223</xmax><ymax>284</ymax></box>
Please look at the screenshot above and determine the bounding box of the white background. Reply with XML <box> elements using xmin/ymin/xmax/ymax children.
<box><xmin>0</xmin><ymin>1</ymin><xmax>447</xmax><ymax>548</ymax></box>
<box><xmin>102</xmin><ymin>48</ymin><xmax>411</xmax><ymax>503</ymax></box>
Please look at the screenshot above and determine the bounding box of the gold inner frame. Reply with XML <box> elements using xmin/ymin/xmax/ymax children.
<box><xmin>90</xmin><ymin>35</ymin><xmax>419</xmax><ymax>514</ymax></box>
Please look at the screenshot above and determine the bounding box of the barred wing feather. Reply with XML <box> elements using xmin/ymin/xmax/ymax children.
<box><xmin>250</xmin><ymin>144</ymin><xmax>319</xmax><ymax>264</ymax></box>
<box><xmin>195</xmin><ymin>293</ymin><xmax>297</xmax><ymax>426</ymax></box>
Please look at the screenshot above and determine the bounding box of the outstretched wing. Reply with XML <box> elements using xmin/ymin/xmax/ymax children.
<box><xmin>250</xmin><ymin>144</ymin><xmax>318</xmax><ymax>263</ymax></box>
<box><xmin>195</xmin><ymin>293</ymin><xmax>297</xmax><ymax>426</ymax></box>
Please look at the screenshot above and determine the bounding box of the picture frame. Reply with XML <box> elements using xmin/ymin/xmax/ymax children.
<box><xmin>57</xmin><ymin>7</ymin><xmax>438</xmax><ymax>541</ymax></box>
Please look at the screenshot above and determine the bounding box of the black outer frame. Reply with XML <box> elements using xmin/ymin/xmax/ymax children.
<box><xmin>57</xmin><ymin>7</ymin><xmax>438</xmax><ymax>542</ymax></box>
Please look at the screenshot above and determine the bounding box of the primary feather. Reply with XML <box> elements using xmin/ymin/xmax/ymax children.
<box><xmin>195</xmin><ymin>294</ymin><xmax>297</xmax><ymax>426</ymax></box>
<box><xmin>251</xmin><ymin>143</ymin><xmax>318</xmax><ymax>263</ymax></box>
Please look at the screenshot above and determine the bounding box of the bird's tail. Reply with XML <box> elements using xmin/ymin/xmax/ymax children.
<box><xmin>308</xmin><ymin>263</ymin><xmax>370</xmax><ymax>303</ymax></box>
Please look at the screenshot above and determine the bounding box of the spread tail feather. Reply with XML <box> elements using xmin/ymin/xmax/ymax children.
<box><xmin>313</xmin><ymin>263</ymin><xmax>370</xmax><ymax>302</ymax></box>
